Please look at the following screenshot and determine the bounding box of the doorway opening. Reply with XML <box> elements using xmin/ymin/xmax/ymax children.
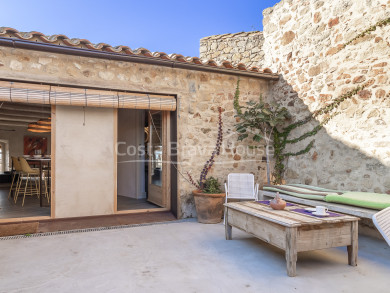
<box><xmin>0</xmin><ymin>102</ymin><xmax>51</xmax><ymax>219</ymax></box>
<box><xmin>116</xmin><ymin>109</ymin><xmax>170</xmax><ymax>212</ymax></box>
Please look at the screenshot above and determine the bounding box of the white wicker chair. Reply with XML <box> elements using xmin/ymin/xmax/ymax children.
<box><xmin>224</xmin><ymin>173</ymin><xmax>259</xmax><ymax>203</ymax></box>
<box><xmin>372</xmin><ymin>207</ymin><xmax>390</xmax><ymax>246</ymax></box>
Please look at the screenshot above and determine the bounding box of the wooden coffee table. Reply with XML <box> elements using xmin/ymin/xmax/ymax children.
<box><xmin>224</xmin><ymin>201</ymin><xmax>359</xmax><ymax>277</ymax></box>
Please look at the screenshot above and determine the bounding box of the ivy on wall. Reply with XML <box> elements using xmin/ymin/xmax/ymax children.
<box><xmin>234</xmin><ymin>79</ymin><xmax>372</xmax><ymax>184</ymax></box>
<box><xmin>273</xmin><ymin>81</ymin><xmax>369</xmax><ymax>183</ymax></box>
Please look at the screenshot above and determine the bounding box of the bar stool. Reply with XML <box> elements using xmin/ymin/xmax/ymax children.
<box><xmin>15</xmin><ymin>157</ymin><xmax>40</xmax><ymax>206</ymax></box>
<box><xmin>42</xmin><ymin>168</ymin><xmax>51</xmax><ymax>203</ymax></box>
<box><xmin>8</xmin><ymin>157</ymin><xmax>22</xmax><ymax>200</ymax></box>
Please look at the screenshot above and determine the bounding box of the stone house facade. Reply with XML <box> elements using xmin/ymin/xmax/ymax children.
<box><xmin>0</xmin><ymin>27</ymin><xmax>276</xmax><ymax>223</ymax></box>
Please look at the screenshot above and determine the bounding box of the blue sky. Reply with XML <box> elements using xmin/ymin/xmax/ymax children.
<box><xmin>0</xmin><ymin>0</ymin><xmax>279</xmax><ymax>57</ymax></box>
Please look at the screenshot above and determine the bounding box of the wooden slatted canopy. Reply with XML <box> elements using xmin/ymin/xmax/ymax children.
<box><xmin>0</xmin><ymin>81</ymin><xmax>176</xmax><ymax>111</ymax></box>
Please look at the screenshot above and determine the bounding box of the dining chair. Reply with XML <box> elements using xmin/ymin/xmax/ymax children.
<box><xmin>15</xmin><ymin>157</ymin><xmax>40</xmax><ymax>206</ymax></box>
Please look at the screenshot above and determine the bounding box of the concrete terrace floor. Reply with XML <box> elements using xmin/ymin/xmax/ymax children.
<box><xmin>0</xmin><ymin>220</ymin><xmax>389</xmax><ymax>293</ymax></box>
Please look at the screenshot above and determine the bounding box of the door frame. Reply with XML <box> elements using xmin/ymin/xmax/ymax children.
<box><xmin>114</xmin><ymin>109</ymin><xmax>171</xmax><ymax>214</ymax></box>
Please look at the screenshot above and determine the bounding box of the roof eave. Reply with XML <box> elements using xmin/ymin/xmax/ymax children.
<box><xmin>0</xmin><ymin>37</ymin><xmax>279</xmax><ymax>81</ymax></box>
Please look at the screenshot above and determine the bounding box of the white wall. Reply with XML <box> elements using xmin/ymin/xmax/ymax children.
<box><xmin>0</xmin><ymin>141</ymin><xmax>6</xmax><ymax>173</ymax></box>
<box><xmin>54</xmin><ymin>106</ymin><xmax>115</xmax><ymax>218</ymax></box>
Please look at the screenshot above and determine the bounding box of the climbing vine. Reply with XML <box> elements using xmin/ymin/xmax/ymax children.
<box><xmin>233</xmin><ymin>78</ymin><xmax>242</xmax><ymax>115</ymax></box>
<box><xmin>343</xmin><ymin>17</ymin><xmax>390</xmax><ymax>48</ymax></box>
<box><xmin>274</xmin><ymin>80</ymin><xmax>371</xmax><ymax>184</ymax></box>
<box><xmin>234</xmin><ymin>79</ymin><xmax>371</xmax><ymax>184</ymax></box>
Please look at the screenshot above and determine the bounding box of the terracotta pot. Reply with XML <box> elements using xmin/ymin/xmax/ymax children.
<box><xmin>270</xmin><ymin>192</ymin><xmax>286</xmax><ymax>210</ymax></box>
<box><xmin>192</xmin><ymin>190</ymin><xmax>225</xmax><ymax>224</ymax></box>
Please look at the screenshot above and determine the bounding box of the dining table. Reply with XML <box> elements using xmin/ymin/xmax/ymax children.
<box><xmin>26</xmin><ymin>157</ymin><xmax>51</xmax><ymax>207</ymax></box>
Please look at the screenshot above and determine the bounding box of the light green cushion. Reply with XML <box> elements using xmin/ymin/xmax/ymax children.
<box><xmin>287</xmin><ymin>183</ymin><xmax>345</xmax><ymax>193</ymax></box>
<box><xmin>263</xmin><ymin>186</ymin><xmax>326</xmax><ymax>201</ymax></box>
<box><xmin>325</xmin><ymin>192</ymin><xmax>390</xmax><ymax>210</ymax></box>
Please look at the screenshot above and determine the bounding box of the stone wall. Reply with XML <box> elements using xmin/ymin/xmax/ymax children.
<box><xmin>262</xmin><ymin>0</ymin><xmax>390</xmax><ymax>193</ymax></box>
<box><xmin>201</xmin><ymin>0</ymin><xmax>390</xmax><ymax>193</ymax></box>
<box><xmin>200</xmin><ymin>31</ymin><xmax>265</xmax><ymax>68</ymax></box>
<box><xmin>0</xmin><ymin>46</ymin><xmax>270</xmax><ymax>218</ymax></box>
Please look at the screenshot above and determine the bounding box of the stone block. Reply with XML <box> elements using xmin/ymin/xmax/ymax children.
<box><xmin>358</xmin><ymin>89</ymin><xmax>372</xmax><ymax>100</ymax></box>
<box><xmin>375</xmin><ymin>89</ymin><xmax>386</xmax><ymax>98</ymax></box>
<box><xmin>9</xmin><ymin>60</ymin><xmax>22</xmax><ymax>71</ymax></box>
<box><xmin>279</xmin><ymin>15</ymin><xmax>292</xmax><ymax>26</ymax></box>
<box><xmin>308</xmin><ymin>64</ymin><xmax>321</xmax><ymax>76</ymax></box>
<box><xmin>313</xmin><ymin>12</ymin><xmax>322</xmax><ymax>24</ymax></box>
<box><xmin>352</xmin><ymin>75</ymin><xmax>366</xmax><ymax>84</ymax></box>
<box><xmin>328</xmin><ymin>17</ymin><xmax>339</xmax><ymax>28</ymax></box>
<box><xmin>281</xmin><ymin>31</ymin><xmax>295</xmax><ymax>45</ymax></box>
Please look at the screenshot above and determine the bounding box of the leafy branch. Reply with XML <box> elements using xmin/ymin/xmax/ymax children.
<box><xmin>233</xmin><ymin>78</ymin><xmax>372</xmax><ymax>184</ymax></box>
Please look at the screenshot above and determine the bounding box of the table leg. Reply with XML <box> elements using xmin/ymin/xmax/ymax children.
<box><xmin>347</xmin><ymin>221</ymin><xmax>358</xmax><ymax>266</ymax></box>
<box><xmin>286</xmin><ymin>227</ymin><xmax>298</xmax><ymax>277</ymax></box>
<box><xmin>225</xmin><ymin>207</ymin><xmax>232</xmax><ymax>240</ymax></box>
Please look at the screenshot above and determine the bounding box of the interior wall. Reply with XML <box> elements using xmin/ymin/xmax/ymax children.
<box><xmin>117</xmin><ymin>109</ymin><xmax>145</xmax><ymax>199</ymax></box>
<box><xmin>54</xmin><ymin>105</ymin><xmax>115</xmax><ymax>218</ymax></box>
<box><xmin>0</xmin><ymin>141</ymin><xmax>5</xmax><ymax>173</ymax></box>
<box><xmin>0</xmin><ymin>126</ymin><xmax>51</xmax><ymax>170</ymax></box>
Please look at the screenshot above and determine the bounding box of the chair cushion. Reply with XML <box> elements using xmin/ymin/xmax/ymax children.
<box><xmin>326</xmin><ymin>192</ymin><xmax>390</xmax><ymax>210</ymax></box>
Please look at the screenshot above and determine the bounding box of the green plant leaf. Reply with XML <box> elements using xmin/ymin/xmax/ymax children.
<box><xmin>238</xmin><ymin>133</ymin><xmax>248</xmax><ymax>141</ymax></box>
<box><xmin>253</xmin><ymin>134</ymin><xmax>262</xmax><ymax>142</ymax></box>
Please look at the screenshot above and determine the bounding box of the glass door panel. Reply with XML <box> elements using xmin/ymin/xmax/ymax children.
<box><xmin>147</xmin><ymin>111</ymin><xmax>164</xmax><ymax>206</ymax></box>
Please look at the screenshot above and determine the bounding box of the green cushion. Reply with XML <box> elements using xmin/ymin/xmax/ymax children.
<box><xmin>287</xmin><ymin>183</ymin><xmax>345</xmax><ymax>193</ymax></box>
<box><xmin>263</xmin><ymin>185</ymin><xmax>327</xmax><ymax>201</ymax></box>
<box><xmin>325</xmin><ymin>192</ymin><xmax>390</xmax><ymax>210</ymax></box>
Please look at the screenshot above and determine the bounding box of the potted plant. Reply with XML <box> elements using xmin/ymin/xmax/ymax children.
<box><xmin>187</xmin><ymin>107</ymin><xmax>225</xmax><ymax>224</ymax></box>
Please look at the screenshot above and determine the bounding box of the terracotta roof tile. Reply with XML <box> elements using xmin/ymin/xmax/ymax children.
<box><xmin>0</xmin><ymin>27</ymin><xmax>275</xmax><ymax>76</ymax></box>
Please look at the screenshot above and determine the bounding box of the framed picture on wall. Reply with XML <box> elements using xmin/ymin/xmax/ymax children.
<box><xmin>24</xmin><ymin>136</ymin><xmax>48</xmax><ymax>156</ymax></box>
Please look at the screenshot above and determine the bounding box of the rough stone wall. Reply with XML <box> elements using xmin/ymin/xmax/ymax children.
<box><xmin>262</xmin><ymin>0</ymin><xmax>390</xmax><ymax>192</ymax></box>
<box><xmin>200</xmin><ymin>31</ymin><xmax>265</xmax><ymax>68</ymax></box>
<box><xmin>0</xmin><ymin>46</ymin><xmax>270</xmax><ymax>218</ymax></box>
<box><xmin>200</xmin><ymin>0</ymin><xmax>390</xmax><ymax>193</ymax></box>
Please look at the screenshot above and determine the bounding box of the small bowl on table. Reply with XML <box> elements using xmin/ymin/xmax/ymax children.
<box><xmin>33</xmin><ymin>155</ymin><xmax>42</xmax><ymax>159</ymax></box>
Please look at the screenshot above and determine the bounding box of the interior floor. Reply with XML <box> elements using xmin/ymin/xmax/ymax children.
<box><xmin>0</xmin><ymin>185</ymin><xmax>50</xmax><ymax>219</ymax></box>
<box><xmin>117</xmin><ymin>195</ymin><xmax>160</xmax><ymax>211</ymax></box>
